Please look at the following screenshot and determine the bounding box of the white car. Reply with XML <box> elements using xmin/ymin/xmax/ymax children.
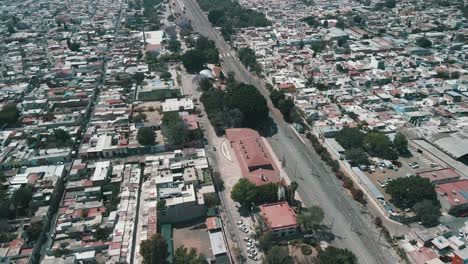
<box><xmin>243</xmin><ymin>237</ymin><xmax>252</xmax><ymax>243</ymax></box>
<box><xmin>246</xmin><ymin>242</ymin><xmax>253</xmax><ymax>247</ymax></box>
<box><xmin>248</xmin><ymin>254</ymin><xmax>257</xmax><ymax>261</ymax></box>
<box><xmin>248</xmin><ymin>248</ymin><xmax>258</xmax><ymax>255</ymax></box>
<box><xmin>239</xmin><ymin>226</ymin><xmax>249</xmax><ymax>233</ymax></box>
<box><xmin>236</xmin><ymin>220</ymin><xmax>243</xmax><ymax>226</ymax></box>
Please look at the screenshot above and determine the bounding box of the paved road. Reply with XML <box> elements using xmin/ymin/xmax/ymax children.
<box><xmin>178</xmin><ymin>0</ymin><xmax>400</xmax><ymax>263</ymax></box>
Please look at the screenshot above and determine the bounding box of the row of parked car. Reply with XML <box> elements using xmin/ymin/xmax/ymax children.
<box><xmin>237</xmin><ymin>220</ymin><xmax>258</xmax><ymax>261</ymax></box>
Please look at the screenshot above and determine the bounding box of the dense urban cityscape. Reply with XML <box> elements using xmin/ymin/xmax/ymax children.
<box><xmin>0</xmin><ymin>0</ymin><xmax>466</xmax><ymax>263</ymax></box>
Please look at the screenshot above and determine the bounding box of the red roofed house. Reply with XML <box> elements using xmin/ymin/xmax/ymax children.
<box><xmin>436</xmin><ymin>179</ymin><xmax>468</xmax><ymax>217</ymax></box>
<box><xmin>226</xmin><ymin>128</ymin><xmax>281</xmax><ymax>186</ymax></box>
<box><xmin>417</xmin><ymin>168</ymin><xmax>461</xmax><ymax>185</ymax></box>
<box><xmin>259</xmin><ymin>202</ymin><xmax>297</xmax><ymax>238</ymax></box>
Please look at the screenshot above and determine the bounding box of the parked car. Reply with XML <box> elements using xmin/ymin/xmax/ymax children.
<box><xmin>369</xmin><ymin>165</ymin><xmax>376</xmax><ymax>172</ymax></box>
<box><xmin>243</xmin><ymin>237</ymin><xmax>252</xmax><ymax>243</ymax></box>
<box><xmin>236</xmin><ymin>220</ymin><xmax>243</xmax><ymax>226</ymax></box>
<box><xmin>377</xmin><ymin>180</ymin><xmax>386</xmax><ymax>187</ymax></box>
<box><xmin>248</xmin><ymin>248</ymin><xmax>257</xmax><ymax>255</ymax></box>
<box><xmin>359</xmin><ymin>165</ymin><xmax>367</xmax><ymax>171</ymax></box>
<box><xmin>430</xmin><ymin>163</ymin><xmax>439</xmax><ymax>168</ymax></box>
<box><xmin>246</xmin><ymin>242</ymin><xmax>253</xmax><ymax>247</ymax></box>
<box><xmin>248</xmin><ymin>254</ymin><xmax>257</xmax><ymax>261</ymax></box>
<box><xmin>379</xmin><ymin>167</ymin><xmax>386</xmax><ymax>173</ymax></box>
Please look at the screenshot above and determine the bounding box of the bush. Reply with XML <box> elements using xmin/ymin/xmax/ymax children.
<box><xmin>374</xmin><ymin>217</ymin><xmax>382</xmax><ymax>228</ymax></box>
<box><xmin>301</xmin><ymin>245</ymin><xmax>313</xmax><ymax>256</ymax></box>
<box><xmin>343</xmin><ymin>176</ymin><xmax>354</xmax><ymax>189</ymax></box>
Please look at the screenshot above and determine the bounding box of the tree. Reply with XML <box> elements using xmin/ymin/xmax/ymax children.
<box><xmin>270</xmin><ymin>90</ymin><xmax>285</xmax><ymax>107</ymax></box>
<box><xmin>264</xmin><ymin>246</ymin><xmax>294</xmax><ymax>264</ymax></box>
<box><xmin>53</xmin><ymin>129</ymin><xmax>71</xmax><ymax>142</ymax></box>
<box><xmin>297</xmin><ymin>206</ymin><xmax>324</xmax><ymax>231</ymax></box>
<box><xmin>133</xmin><ymin>72</ymin><xmax>145</xmax><ymax>85</ymax></box>
<box><xmin>317</xmin><ymin>246</ymin><xmax>357</xmax><ymax>264</ymax></box>
<box><xmin>167</xmin><ymin>39</ymin><xmax>181</xmax><ymax>53</ymax></box>
<box><xmin>174</xmin><ymin>246</ymin><xmax>208</xmax><ymax>264</ymax></box>
<box><xmin>0</xmin><ymin>104</ymin><xmax>19</xmax><ymax>126</ymax></box>
<box><xmin>231</xmin><ymin>178</ymin><xmax>257</xmax><ymax>207</ymax></box>
<box><xmin>13</xmin><ymin>184</ymin><xmax>33</xmax><ymax>208</ymax></box>
<box><xmin>161</xmin><ymin>112</ymin><xmax>191</xmax><ymax>146</ymax></box>
<box><xmin>413</xmin><ymin>200</ymin><xmax>440</xmax><ymax>227</ymax></box>
<box><xmin>384</xmin><ymin>0</ymin><xmax>396</xmax><ymax>8</ymax></box>
<box><xmin>277</xmin><ymin>99</ymin><xmax>295</xmax><ymax>123</ymax></box>
<box><xmin>140</xmin><ymin>234</ymin><xmax>169</xmax><ymax>264</ymax></box>
<box><xmin>226</xmin><ymin>83</ymin><xmax>269</xmax><ymax>128</ymax></box>
<box><xmin>24</xmin><ymin>221</ymin><xmax>43</xmax><ymax>242</ymax></box>
<box><xmin>160</xmin><ymin>71</ymin><xmax>172</xmax><ymax>80</ymax></box>
<box><xmin>223</xmin><ymin>108</ymin><xmax>244</xmax><ymax>128</ymax></box>
<box><xmin>238</xmin><ymin>47</ymin><xmax>259</xmax><ymax>72</ymax></box>
<box><xmin>416</xmin><ymin>37</ymin><xmax>432</xmax><ymax>49</ymax></box>
<box><xmin>137</xmin><ymin>127</ymin><xmax>156</xmax><ymax>146</ymax></box>
<box><xmin>393</xmin><ymin>132</ymin><xmax>409</xmax><ymax>156</ymax></box>
<box><xmin>182</xmin><ymin>50</ymin><xmax>206</xmax><ymax>73</ymax></box>
<box><xmin>335</xmin><ymin>127</ymin><xmax>365</xmax><ymax>149</ymax></box>
<box><xmin>208</xmin><ymin>9</ymin><xmax>226</xmax><ymax>26</ymax></box>
<box><xmin>363</xmin><ymin>132</ymin><xmax>398</xmax><ymax>160</ymax></box>
<box><xmin>385</xmin><ymin>176</ymin><xmax>438</xmax><ymax>209</ymax></box>
<box><xmin>345</xmin><ymin>148</ymin><xmax>368</xmax><ymax>165</ymax></box>
<box><xmin>258</xmin><ymin>232</ymin><xmax>273</xmax><ymax>251</ymax></box>
<box><xmin>323</xmin><ymin>20</ymin><xmax>328</xmax><ymax>28</ymax></box>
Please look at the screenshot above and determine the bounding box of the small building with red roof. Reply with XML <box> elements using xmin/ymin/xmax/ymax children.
<box><xmin>259</xmin><ymin>202</ymin><xmax>297</xmax><ymax>238</ymax></box>
<box><xmin>436</xmin><ymin>179</ymin><xmax>468</xmax><ymax>217</ymax></box>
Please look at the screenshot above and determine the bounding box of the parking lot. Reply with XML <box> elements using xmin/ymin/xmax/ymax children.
<box><xmin>363</xmin><ymin>148</ymin><xmax>440</xmax><ymax>212</ymax></box>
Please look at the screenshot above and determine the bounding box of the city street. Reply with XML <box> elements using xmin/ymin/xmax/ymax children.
<box><xmin>175</xmin><ymin>0</ymin><xmax>400</xmax><ymax>263</ymax></box>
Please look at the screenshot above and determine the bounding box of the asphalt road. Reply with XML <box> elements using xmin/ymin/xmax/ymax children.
<box><xmin>177</xmin><ymin>0</ymin><xmax>399</xmax><ymax>263</ymax></box>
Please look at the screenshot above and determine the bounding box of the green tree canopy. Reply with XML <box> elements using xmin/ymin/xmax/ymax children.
<box><xmin>385</xmin><ymin>176</ymin><xmax>438</xmax><ymax>209</ymax></box>
<box><xmin>297</xmin><ymin>206</ymin><xmax>325</xmax><ymax>232</ymax></box>
<box><xmin>345</xmin><ymin>147</ymin><xmax>368</xmax><ymax>165</ymax></box>
<box><xmin>140</xmin><ymin>234</ymin><xmax>169</xmax><ymax>264</ymax></box>
<box><xmin>0</xmin><ymin>104</ymin><xmax>19</xmax><ymax>126</ymax></box>
<box><xmin>53</xmin><ymin>129</ymin><xmax>71</xmax><ymax>143</ymax></box>
<box><xmin>137</xmin><ymin>127</ymin><xmax>156</xmax><ymax>146</ymax></box>
<box><xmin>317</xmin><ymin>246</ymin><xmax>357</xmax><ymax>264</ymax></box>
<box><xmin>264</xmin><ymin>246</ymin><xmax>294</xmax><ymax>264</ymax></box>
<box><xmin>161</xmin><ymin>112</ymin><xmax>191</xmax><ymax>146</ymax></box>
<box><xmin>182</xmin><ymin>50</ymin><xmax>206</xmax><ymax>73</ymax></box>
<box><xmin>174</xmin><ymin>246</ymin><xmax>208</xmax><ymax>264</ymax></box>
<box><xmin>384</xmin><ymin>0</ymin><xmax>396</xmax><ymax>8</ymax></box>
<box><xmin>226</xmin><ymin>82</ymin><xmax>269</xmax><ymax>129</ymax></box>
<box><xmin>335</xmin><ymin>127</ymin><xmax>365</xmax><ymax>149</ymax></box>
<box><xmin>393</xmin><ymin>132</ymin><xmax>409</xmax><ymax>156</ymax></box>
<box><xmin>230</xmin><ymin>179</ymin><xmax>279</xmax><ymax>207</ymax></box>
<box><xmin>259</xmin><ymin>231</ymin><xmax>273</xmax><ymax>251</ymax></box>
<box><xmin>413</xmin><ymin>199</ymin><xmax>440</xmax><ymax>227</ymax></box>
<box><xmin>416</xmin><ymin>37</ymin><xmax>432</xmax><ymax>49</ymax></box>
<box><xmin>13</xmin><ymin>184</ymin><xmax>33</xmax><ymax>208</ymax></box>
<box><xmin>363</xmin><ymin>131</ymin><xmax>398</xmax><ymax>160</ymax></box>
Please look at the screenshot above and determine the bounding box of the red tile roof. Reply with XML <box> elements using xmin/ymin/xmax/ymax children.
<box><xmin>435</xmin><ymin>179</ymin><xmax>468</xmax><ymax>206</ymax></box>
<box><xmin>417</xmin><ymin>168</ymin><xmax>461</xmax><ymax>183</ymax></box>
<box><xmin>226</xmin><ymin>128</ymin><xmax>281</xmax><ymax>186</ymax></box>
<box><xmin>259</xmin><ymin>202</ymin><xmax>297</xmax><ymax>230</ymax></box>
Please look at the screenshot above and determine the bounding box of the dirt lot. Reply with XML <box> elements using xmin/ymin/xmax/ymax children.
<box><xmin>136</xmin><ymin>101</ymin><xmax>162</xmax><ymax>125</ymax></box>
<box><xmin>173</xmin><ymin>219</ymin><xmax>213</xmax><ymax>259</ymax></box>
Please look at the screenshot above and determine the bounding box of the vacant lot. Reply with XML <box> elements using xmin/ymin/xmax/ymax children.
<box><xmin>173</xmin><ymin>219</ymin><xmax>213</xmax><ymax>259</ymax></box>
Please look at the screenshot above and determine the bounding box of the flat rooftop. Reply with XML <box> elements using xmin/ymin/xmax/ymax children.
<box><xmin>259</xmin><ymin>202</ymin><xmax>297</xmax><ymax>230</ymax></box>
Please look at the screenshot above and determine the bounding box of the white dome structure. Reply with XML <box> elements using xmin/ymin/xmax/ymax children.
<box><xmin>199</xmin><ymin>69</ymin><xmax>214</xmax><ymax>79</ymax></box>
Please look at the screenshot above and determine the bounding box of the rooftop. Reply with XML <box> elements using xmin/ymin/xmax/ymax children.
<box><xmin>259</xmin><ymin>202</ymin><xmax>297</xmax><ymax>230</ymax></box>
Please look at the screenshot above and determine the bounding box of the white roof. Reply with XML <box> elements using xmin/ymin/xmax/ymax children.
<box><xmin>92</xmin><ymin>161</ymin><xmax>110</xmax><ymax>182</ymax></box>
<box><xmin>209</xmin><ymin>231</ymin><xmax>227</xmax><ymax>256</ymax></box>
